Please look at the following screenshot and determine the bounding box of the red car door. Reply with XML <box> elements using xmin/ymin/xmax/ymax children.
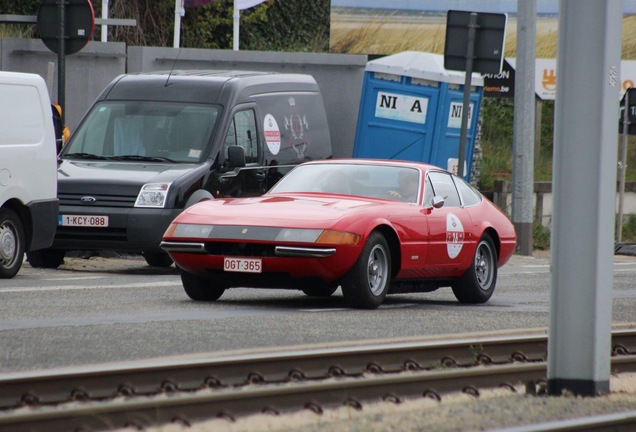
<box><xmin>424</xmin><ymin>171</ymin><xmax>474</xmax><ymax>275</ymax></box>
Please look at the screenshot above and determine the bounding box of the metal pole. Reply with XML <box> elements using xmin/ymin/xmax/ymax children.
<box><xmin>457</xmin><ymin>12</ymin><xmax>477</xmax><ymax>179</ymax></box>
<box><xmin>534</xmin><ymin>97</ymin><xmax>542</xmax><ymax>163</ymax></box>
<box><xmin>46</xmin><ymin>62</ymin><xmax>55</xmax><ymax>97</ymax></box>
<box><xmin>57</xmin><ymin>0</ymin><xmax>65</xmax><ymax>125</ymax></box>
<box><xmin>617</xmin><ymin>90</ymin><xmax>629</xmax><ymax>244</ymax></box>
<box><xmin>512</xmin><ymin>0</ymin><xmax>536</xmax><ymax>256</ymax></box>
<box><xmin>173</xmin><ymin>0</ymin><xmax>182</xmax><ymax>48</ymax></box>
<box><xmin>233</xmin><ymin>0</ymin><xmax>240</xmax><ymax>51</ymax></box>
<box><xmin>101</xmin><ymin>0</ymin><xmax>108</xmax><ymax>42</ymax></box>
<box><xmin>548</xmin><ymin>0</ymin><xmax>622</xmax><ymax>397</ymax></box>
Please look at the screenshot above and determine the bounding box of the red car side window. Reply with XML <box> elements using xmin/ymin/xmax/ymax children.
<box><xmin>428</xmin><ymin>172</ymin><xmax>461</xmax><ymax>207</ymax></box>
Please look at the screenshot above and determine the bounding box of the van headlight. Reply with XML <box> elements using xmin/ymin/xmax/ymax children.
<box><xmin>135</xmin><ymin>183</ymin><xmax>171</xmax><ymax>208</ymax></box>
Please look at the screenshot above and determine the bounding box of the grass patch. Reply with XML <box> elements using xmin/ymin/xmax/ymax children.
<box><xmin>620</xmin><ymin>213</ymin><xmax>636</xmax><ymax>242</ymax></box>
<box><xmin>0</xmin><ymin>24</ymin><xmax>35</xmax><ymax>39</ymax></box>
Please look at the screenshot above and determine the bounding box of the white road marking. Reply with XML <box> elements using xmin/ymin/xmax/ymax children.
<box><xmin>41</xmin><ymin>276</ymin><xmax>105</xmax><ymax>281</ymax></box>
<box><xmin>0</xmin><ymin>281</ymin><xmax>180</xmax><ymax>293</ymax></box>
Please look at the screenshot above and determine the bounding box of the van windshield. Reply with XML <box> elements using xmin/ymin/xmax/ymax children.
<box><xmin>62</xmin><ymin>101</ymin><xmax>220</xmax><ymax>163</ymax></box>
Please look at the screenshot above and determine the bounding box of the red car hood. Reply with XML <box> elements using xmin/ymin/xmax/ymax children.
<box><xmin>177</xmin><ymin>194</ymin><xmax>391</xmax><ymax>227</ymax></box>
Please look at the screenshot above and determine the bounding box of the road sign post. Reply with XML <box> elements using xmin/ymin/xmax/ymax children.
<box><xmin>457</xmin><ymin>13</ymin><xmax>477</xmax><ymax>180</ymax></box>
<box><xmin>37</xmin><ymin>0</ymin><xmax>95</xmax><ymax>123</ymax></box>
<box><xmin>617</xmin><ymin>88</ymin><xmax>636</xmax><ymax>243</ymax></box>
<box><xmin>444</xmin><ymin>10</ymin><xmax>506</xmax><ymax>179</ymax></box>
<box><xmin>512</xmin><ymin>0</ymin><xmax>537</xmax><ymax>257</ymax></box>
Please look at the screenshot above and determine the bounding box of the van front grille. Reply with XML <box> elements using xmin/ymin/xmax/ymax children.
<box><xmin>56</xmin><ymin>226</ymin><xmax>128</xmax><ymax>242</ymax></box>
<box><xmin>58</xmin><ymin>193</ymin><xmax>137</xmax><ymax>208</ymax></box>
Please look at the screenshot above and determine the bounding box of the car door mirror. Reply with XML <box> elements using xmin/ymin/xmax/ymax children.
<box><xmin>431</xmin><ymin>195</ymin><xmax>445</xmax><ymax>209</ymax></box>
<box><xmin>227</xmin><ymin>145</ymin><xmax>246</xmax><ymax>168</ymax></box>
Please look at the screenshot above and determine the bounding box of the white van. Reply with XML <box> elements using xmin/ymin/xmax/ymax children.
<box><xmin>0</xmin><ymin>71</ymin><xmax>59</xmax><ymax>278</ymax></box>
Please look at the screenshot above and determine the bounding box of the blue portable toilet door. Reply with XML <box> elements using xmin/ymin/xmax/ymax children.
<box><xmin>430</xmin><ymin>84</ymin><xmax>483</xmax><ymax>180</ymax></box>
<box><xmin>353</xmin><ymin>77</ymin><xmax>440</xmax><ymax>163</ymax></box>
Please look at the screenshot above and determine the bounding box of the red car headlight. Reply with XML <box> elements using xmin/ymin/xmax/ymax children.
<box><xmin>315</xmin><ymin>230</ymin><xmax>361</xmax><ymax>246</ymax></box>
<box><xmin>165</xmin><ymin>223</ymin><xmax>214</xmax><ymax>239</ymax></box>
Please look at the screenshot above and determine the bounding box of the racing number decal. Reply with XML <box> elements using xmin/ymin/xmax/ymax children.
<box><xmin>446</xmin><ymin>213</ymin><xmax>465</xmax><ymax>259</ymax></box>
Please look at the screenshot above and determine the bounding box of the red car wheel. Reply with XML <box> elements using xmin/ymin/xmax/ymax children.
<box><xmin>341</xmin><ymin>231</ymin><xmax>391</xmax><ymax>309</ymax></box>
<box><xmin>452</xmin><ymin>235</ymin><xmax>498</xmax><ymax>303</ymax></box>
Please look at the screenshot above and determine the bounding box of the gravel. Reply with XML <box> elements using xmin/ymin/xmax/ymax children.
<box><xmin>114</xmin><ymin>373</ymin><xmax>636</xmax><ymax>432</ymax></box>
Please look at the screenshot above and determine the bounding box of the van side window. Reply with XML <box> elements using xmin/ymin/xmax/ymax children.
<box><xmin>224</xmin><ymin>110</ymin><xmax>258</xmax><ymax>164</ymax></box>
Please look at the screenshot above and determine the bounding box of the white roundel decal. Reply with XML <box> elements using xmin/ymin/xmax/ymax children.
<box><xmin>446</xmin><ymin>213</ymin><xmax>465</xmax><ymax>259</ymax></box>
<box><xmin>263</xmin><ymin>114</ymin><xmax>281</xmax><ymax>155</ymax></box>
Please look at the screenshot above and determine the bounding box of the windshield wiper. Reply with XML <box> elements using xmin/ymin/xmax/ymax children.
<box><xmin>64</xmin><ymin>152</ymin><xmax>109</xmax><ymax>160</ymax></box>
<box><xmin>111</xmin><ymin>155</ymin><xmax>177</xmax><ymax>163</ymax></box>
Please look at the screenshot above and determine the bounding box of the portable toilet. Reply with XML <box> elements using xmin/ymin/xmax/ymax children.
<box><xmin>352</xmin><ymin>51</ymin><xmax>484</xmax><ymax>180</ymax></box>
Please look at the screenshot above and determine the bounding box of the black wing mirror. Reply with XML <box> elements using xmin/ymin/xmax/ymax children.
<box><xmin>227</xmin><ymin>145</ymin><xmax>246</xmax><ymax>168</ymax></box>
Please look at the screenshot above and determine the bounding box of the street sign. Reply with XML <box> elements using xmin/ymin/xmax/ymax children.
<box><xmin>444</xmin><ymin>10</ymin><xmax>507</xmax><ymax>75</ymax></box>
<box><xmin>483</xmin><ymin>59</ymin><xmax>515</xmax><ymax>98</ymax></box>
<box><xmin>443</xmin><ymin>10</ymin><xmax>507</xmax><ymax>178</ymax></box>
<box><xmin>619</xmin><ymin>87</ymin><xmax>636</xmax><ymax>135</ymax></box>
<box><xmin>37</xmin><ymin>0</ymin><xmax>95</xmax><ymax>55</ymax></box>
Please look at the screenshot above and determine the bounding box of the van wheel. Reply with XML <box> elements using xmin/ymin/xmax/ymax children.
<box><xmin>341</xmin><ymin>231</ymin><xmax>391</xmax><ymax>309</ymax></box>
<box><xmin>452</xmin><ymin>235</ymin><xmax>497</xmax><ymax>304</ymax></box>
<box><xmin>181</xmin><ymin>270</ymin><xmax>225</xmax><ymax>301</ymax></box>
<box><xmin>0</xmin><ymin>209</ymin><xmax>25</xmax><ymax>278</ymax></box>
<box><xmin>142</xmin><ymin>251</ymin><xmax>173</xmax><ymax>267</ymax></box>
<box><xmin>26</xmin><ymin>249</ymin><xmax>65</xmax><ymax>269</ymax></box>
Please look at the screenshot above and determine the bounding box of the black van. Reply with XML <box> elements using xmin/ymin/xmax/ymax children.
<box><xmin>27</xmin><ymin>70</ymin><xmax>332</xmax><ymax>268</ymax></box>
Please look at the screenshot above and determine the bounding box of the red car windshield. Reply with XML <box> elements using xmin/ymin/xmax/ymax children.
<box><xmin>268</xmin><ymin>163</ymin><xmax>421</xmax><ymax>203</ymax></box>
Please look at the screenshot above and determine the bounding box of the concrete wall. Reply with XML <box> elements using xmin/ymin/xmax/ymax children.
<box><xmin>0</xmin><ymin>38</ymin><xmax>368</xmax><ymax>158</ymax></box>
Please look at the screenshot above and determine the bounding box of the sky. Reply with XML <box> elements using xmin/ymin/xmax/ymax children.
<box><xmin>331</xmin><ymin>0</ymin><xmax>636</xmax><ymax>15</ymax></box>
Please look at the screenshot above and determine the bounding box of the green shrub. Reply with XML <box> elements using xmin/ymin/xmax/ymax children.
<box><xmin>620</xmin><ymin>213</ymin><xmax>636</xmax><ymax>242</ymax></box>
<box><xmin>533</xmin><ymin>223</ymin><xmax>551</xmax><ymax>250</ymax></box>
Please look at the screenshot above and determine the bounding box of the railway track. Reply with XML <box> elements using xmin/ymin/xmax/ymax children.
<box><xmin>0</xmin><ymin>327</ymin><xmax>634</xmax><ymax>431</ymax></box>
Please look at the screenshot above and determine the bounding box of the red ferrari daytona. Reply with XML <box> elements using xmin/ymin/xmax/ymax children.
<box><xmin>161</xmin><ymin>159</ymin><xmax>517</xmax><ymax>309</ymax></box>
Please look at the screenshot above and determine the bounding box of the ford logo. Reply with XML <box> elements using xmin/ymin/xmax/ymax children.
<box><xmin>80</xmin><ymin>196</ymin><xmax>97</xmax><ymax>204</ymax></box>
